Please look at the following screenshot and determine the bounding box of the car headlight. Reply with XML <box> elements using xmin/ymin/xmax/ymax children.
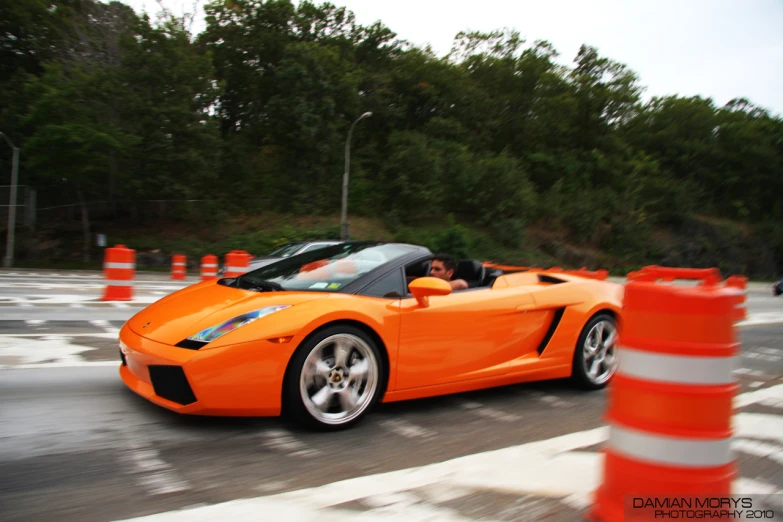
<box><xmin>186</xmin><ymin>305</ymin><xmax>291</xmax><ymax>344</ymax></box>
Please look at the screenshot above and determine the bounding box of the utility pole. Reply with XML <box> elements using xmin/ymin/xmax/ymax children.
<box><xmin>0</xmin><ymin>132</ymin><xmax>20</xmax><ymax>268</ymax></box>
<box><xmin>341</xmin><ymin>112</ymin><xmax>372</xmax><ymax>240</ymax></box>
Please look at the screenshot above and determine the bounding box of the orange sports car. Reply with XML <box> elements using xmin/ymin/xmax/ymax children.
<box><xmin>119</xmin><ymin>242</ymin><xmax>623</xmax><ymax>429</ymax></box>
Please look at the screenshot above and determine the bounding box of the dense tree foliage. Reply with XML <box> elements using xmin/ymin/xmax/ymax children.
<box><xmin>2</xmin><ymin>0</ymin><xmax>782</xmax><ymax>273</ymax></box>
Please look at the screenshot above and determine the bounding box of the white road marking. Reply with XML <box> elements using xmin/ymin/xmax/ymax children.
<box><xmin>89</xmin><ymin>319</ymin><xmax>118</xmax><ymax>334</ymax></box>
<box><xmin>528</xmin><ymin>391</ymin><xmax>573</xmax><ymax>407</ymax></box>
<box><xmin>118</xmin><ymin>385</ymin><xmax>783</xmax><ymax>522</ymax></box>
<box><xmin>760</xmin><ymin>397</ymin><xmax>783</xmax><ymax>410</ymax></box>
<box><xmin>758</xmin><ymin>348</ymin><xmax>783</xmax><ymax>356</ymax></box>
<box><xmin>254</xmin><ymin>480</ymin><xmax>294</xmax><ymax>494</ymax></box>
<box><xmin>749</xmin><ymin>381</ymin><xmax>764</xmax><ymax>388</ymax></box>
<box><xmin>732</xmin><ymin>438</ymin><xmax>783</xmax><ymax>465</ymax></box>
<box><xmin>0</xmin><ymin>294</ymin><xmax>160</xmax><ymax>305</ymax></box>
<box><xmin>458</xmin><ymin>401</ymin><xmax>521</xmax><ymax>422</ymax></box>
<box><xmin>24</xmin><ymin>320</ymin><xmax>46</xmax><ymax>325</ymax></box>
<box><xmin>417</xmin><ymin>483</ymin><xmax>473</xmax><ymax>504</ymax></box>
<box><xmin>734</xmin><ymin>477</ymin><xmax>783</xmax><ymax>496</ymax></box>
<box><xmin>0</xmin><ymin>332</ymin><xmax>118</xmax><ymax>338</ymax></box>
<box><xmin>735</xmin><ymin>384</ymin><xmax>783</xmax><ymax>409</ymax></box>
<box><xmin>738</xmin><ymin>313</ymin><xmax>783</xmax><ymax>326</ymax></box>
<box><xmin>263</xmin><ymin>429</ymin><xmax>321</xmax><ymax>457</ymax></box>
<box><xmin>122</xmin><ymin>444</ymin><xmax>190</xmax><ymax>496</ymax></box>
<box><xmin>6</xmin><ymin>361</ymin><xmax>119</xmax><ymax>369</ymax></box>
<box><xmin>379</xmin><ymin>419</ymin><xmax>437</xmax><ymax>439</ymax></box>
<box><xmin>0</xmin><ymin>335</ymin><xmax>117</xmax><ymax>369</ymax></box>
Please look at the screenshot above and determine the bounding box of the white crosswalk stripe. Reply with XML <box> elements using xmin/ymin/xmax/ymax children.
<box><xmin>117</xmin><ymin>384</ymin><xmax>783</xmax><ymax>522</ymax></box>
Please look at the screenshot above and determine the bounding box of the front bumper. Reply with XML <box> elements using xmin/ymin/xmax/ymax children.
<box><xmin>119</xmin><ymin>323</ymin><xmax>298</xmax><ymax>416</ymax></box>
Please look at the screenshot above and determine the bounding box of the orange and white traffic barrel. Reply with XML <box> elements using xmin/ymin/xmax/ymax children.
<box><xmin>171</xmin><ymin>254</ymin><xmax>186</xmax><ymax>280</ymax></box>
<box><xmin>101</xmin><ymin>244</ymin><xmax>135</xmax><ymax>301</ymax></box>
<box><xmin>201</xmin><ymin>254</ymin><xmax>218</xmax><ymax>281</ymax></box>
<box><xmin>223</xmin><ymin>250</ymin><xmax>249</xmax><ymax>278</ymax></box>
<box><xmin>590</xmin><ymin>265</ymin><xmax>745</xmax><ymax>522</ymax></box>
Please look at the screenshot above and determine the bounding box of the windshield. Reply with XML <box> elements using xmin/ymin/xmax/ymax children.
<box><xmin>238</xmin><ymin>243</ymin><xmax>414</xmax><ymax>292</ymax></box>
<box><xmin>269</xmin><ymin>243</ymin><xmax>305</xmax><ymax>257</ymax></box>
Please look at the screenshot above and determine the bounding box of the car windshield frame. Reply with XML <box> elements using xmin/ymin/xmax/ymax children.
<box><xmin>235</xmin><ymin>242</ymin><xmax>419</xmax><ymax>293</ymax></box>
<box><xmin>269</xmin><ymin>242</ymin><xmax>306</xmax><ymax>257</ymax></box>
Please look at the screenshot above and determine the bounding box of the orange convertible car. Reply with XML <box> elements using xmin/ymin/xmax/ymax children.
<box><xmin>119</xmin><ymin>242</ymin><xmax>623</xmax><ymax>429</ymax></box>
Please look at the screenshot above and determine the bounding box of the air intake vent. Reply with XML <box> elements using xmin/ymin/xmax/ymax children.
<box><xmin>537</xmin><ymin>307</ymin><xmax>566</xmax><ymax>355</ymax></box>
<box><xmin>176</xmin><ymin>339</ymin><xmax>208</xmax><ymax>350</ymax></box>
<box><xmin>538</xmin><ymin>274</ymin><xmax>566</xmax><ymax>284</ymax></box>
<box><xmin>148</xmin><ymin>365</ymin><xmax>197</xmax><ymax>405</ymax></box>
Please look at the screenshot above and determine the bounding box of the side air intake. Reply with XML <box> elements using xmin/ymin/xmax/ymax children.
<box><xmin>537</xmin><ymin>307</ymin><xmax>566</xmax><ymax>355</ymax></box>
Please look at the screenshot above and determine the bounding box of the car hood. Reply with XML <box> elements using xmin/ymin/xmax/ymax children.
<box><xmin>127</xmin><ymin>281</ymin><xmax>329</xmax><ymax>345</ymax></box>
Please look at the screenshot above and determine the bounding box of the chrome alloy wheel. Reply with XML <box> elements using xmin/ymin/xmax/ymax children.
<box><xmin>299</xmin><ymin>333</ymin><xmax>379</xmax><ymax>426</ymax></box>
<box><xmin>582</xmin><ymin>318</ymin><xmax>618</xmax><ymax>386</ymax></box>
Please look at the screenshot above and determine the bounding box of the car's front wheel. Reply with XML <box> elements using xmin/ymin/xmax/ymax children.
<box><xmin>283</xmin><ymin>326</ymin><xmax>385</xmax><ymax>430</ymax></box>
<box><xmin>571</xmin><ymin>313</ymin><xmax>619</xmax><ymax>390</ymax></box>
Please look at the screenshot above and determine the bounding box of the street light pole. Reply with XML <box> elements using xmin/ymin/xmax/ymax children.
<box><xmin>0</xmin><ymin>132</ymin><xmax>19</xmax><ymax>268</ymax></box>
<box><xmin>341</xmin><ymin>111</ymin><xmax>372</xmax><ymax>240</ymax></box>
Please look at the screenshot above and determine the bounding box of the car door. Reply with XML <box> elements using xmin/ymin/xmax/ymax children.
<box><xmin>393</xmin><ymin>287</ymin><xmax>537</xmax><ymax>390</ymax></box>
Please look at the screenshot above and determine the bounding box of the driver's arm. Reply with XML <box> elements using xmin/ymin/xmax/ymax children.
<box><xmin>450</xmin><ymin>279</ymin><xmax>468</xmax><ymax>290</ymax></box>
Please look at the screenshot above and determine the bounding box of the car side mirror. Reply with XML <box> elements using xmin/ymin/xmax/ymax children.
<box><xmin>408</xmin><ymin>277</ymin><xmax>452</xmax><ymax>308</ymax></box>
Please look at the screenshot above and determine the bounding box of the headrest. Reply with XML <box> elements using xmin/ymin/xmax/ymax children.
<box><xmin>454</xmin><ymin>259</ymin><xmax>485</xmax><ymax>282</ymax></box>
<box><xmin>406</xmin><ymin>260</ymin><xmax>431</xmax><ymax>277</ymax></box>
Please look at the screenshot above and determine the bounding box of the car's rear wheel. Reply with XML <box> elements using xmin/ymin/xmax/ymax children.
<box><xmin>283</xmin><ymin>325</ymin><xmax>385</xmax><ymax>430</ymax></box>
<box><xmin>571</xmin><ymin>313</ymin><xmax>618</xmax><ymax>389</ymax></box>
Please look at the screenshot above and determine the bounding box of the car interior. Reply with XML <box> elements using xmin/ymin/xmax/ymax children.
<box><xmin>404</xmin><ymin>257</ymin><xmax>504</xmax><ymax>292</ymax></box>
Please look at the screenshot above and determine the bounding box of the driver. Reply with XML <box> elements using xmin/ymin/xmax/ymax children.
<box><xmin>430</xmin><ymin>253</ymin><xmax>469</xmax><ymax>290</ymax></box>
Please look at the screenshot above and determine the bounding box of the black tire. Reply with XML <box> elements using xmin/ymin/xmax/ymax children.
<box><xmin>571</xmin><ymin>313</ymin><xmax>618</xmax><ymax>390</ymax></box>
<box><xmin>282</xmin><ymin>325</ymin><xmax>387</xmax><ymax>431</ymax></box>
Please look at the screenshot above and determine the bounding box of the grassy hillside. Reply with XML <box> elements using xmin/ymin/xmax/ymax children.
<box><xmin>10</xmin><ymin>211</ymin><xmax>780</xmax><ymax>280</ymax></box>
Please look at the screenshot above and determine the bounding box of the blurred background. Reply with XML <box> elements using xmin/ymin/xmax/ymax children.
<box><xmin>1</xmin><ymin>0</ymin><xmax>782</xmax><ymax>277</ymax></box>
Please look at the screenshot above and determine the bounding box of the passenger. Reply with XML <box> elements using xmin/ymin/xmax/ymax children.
<box><xmin>429</xmin><ymin>253</ymin><xmax>469</xmax><ymax>290</ymax></box>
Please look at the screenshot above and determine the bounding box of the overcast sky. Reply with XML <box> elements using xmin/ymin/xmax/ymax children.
<box><xmin>120</xmin><ymin>0</ymin><xmax>783</xmax><ymax>116</ymax></box>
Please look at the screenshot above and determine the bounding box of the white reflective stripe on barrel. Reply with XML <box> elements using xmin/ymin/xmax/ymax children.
<box><xmin>104</xmin><ymin>262</ymin><xmax>135</xmax><ymax>269</ymax></box>
<box><xmin>201</xmin><ymin>263</ymin><xmax>218</xmax><ymax>268</ymax></box>
<box><xmin>225</xmin><ymin>266</ymin><xmax>249</xmax><ymax>273</ymax></box>
<box><xmin>172</xmin><ymin>262</ymin><xmax>186</xmax><ymax>266</ymax></box>
<box><xmin>618</xmin><ymin>346</ymin><xmax>738</xmax><ymax>385</ymax></box>
<box><xmin>609</xmin><ymin>423</ymin><xmax>732</xmax><ymax>467</ymax></box>
<box><xmin>104</xmin><ymin>280</ymin><xmax>134</xmax><ymax>286</ymax></box>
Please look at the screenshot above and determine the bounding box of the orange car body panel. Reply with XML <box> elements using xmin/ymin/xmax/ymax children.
<box><xmin>119</xmin><ymin>269</ymin><xmax>623</xmax><ymax>416</ymax></box>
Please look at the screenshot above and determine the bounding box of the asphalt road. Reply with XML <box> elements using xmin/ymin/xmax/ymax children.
<box><xmin>0</xmin><ymin>269</ymin><xmax>781</xmax><ymax>521</ymax></box>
